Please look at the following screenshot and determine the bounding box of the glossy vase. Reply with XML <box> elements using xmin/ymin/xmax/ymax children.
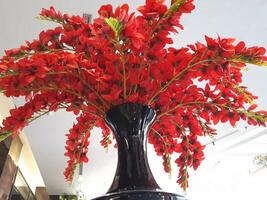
<box><xmin>93</xmin><ymin>103</ymin><xmax>186</xmax><ymax>200</ymax></box>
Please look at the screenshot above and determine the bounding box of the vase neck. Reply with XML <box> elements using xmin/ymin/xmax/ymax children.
<box><xmin>105</xmin><ymin>103</ymin><xmax>160</xmax><ymax>193</ymax></box>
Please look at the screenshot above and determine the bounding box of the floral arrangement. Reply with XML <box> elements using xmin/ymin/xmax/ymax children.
<box><xmin>0</xmin><ymin>0</ymin><xmax>267</xmax><ymax>190</ymax></box>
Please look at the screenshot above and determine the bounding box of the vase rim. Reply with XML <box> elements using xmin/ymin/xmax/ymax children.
<box><xmin>106</xmin><ymin>102</ymin><xmax>155</xmax><ymax>115</ymax></box>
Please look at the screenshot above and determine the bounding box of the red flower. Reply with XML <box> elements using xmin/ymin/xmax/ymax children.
<box><xmin>98</xmin><ymin>5</ymin><xmax>113</xmax><ymax>18</ymax></box>
<box><xmin>138</xmin><ymin>0</ymin><xmax>167</xmax><ymax>18</ymax></box>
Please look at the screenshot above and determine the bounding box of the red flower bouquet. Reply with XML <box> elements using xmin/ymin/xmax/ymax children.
<box><xmin>1</xmin><ymin>0</ymin><xmax>267</xmax><ymax>190</ymax></box>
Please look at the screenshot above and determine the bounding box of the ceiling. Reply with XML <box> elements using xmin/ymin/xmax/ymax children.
<box><xmin>1</xmin><ymin>0</ymin><xmax>267</xmax><ymax>199</ymax></box>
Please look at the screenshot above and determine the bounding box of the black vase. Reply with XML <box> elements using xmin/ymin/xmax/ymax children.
<box><xmin>93</xmin><ymin>103</ymin><xmax>186</xmax><ymax>200</ymax></box>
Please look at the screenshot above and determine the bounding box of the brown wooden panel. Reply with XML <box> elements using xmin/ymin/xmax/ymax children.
<box><xmin>0</xmin><ymin>138</ymin><xmax>12</xmax><ymax>176</ymax></box>
<box><xmin>35</xmin><ymin>187</ymin><xmax>50</xmax><ymax>200</ymax></box>
<box><xmin>0</xmin><ymin>155</ymin><xmax>17</xmax><ymax>200</ymax></box>
<box><xmin>0</xmin><ymin>137</ymin><xmax>22</xmax><ymax>200</ymax></box>
<box><xmin>0</xmin><ymin>142</ymin><xmax>9</xmax><ymax>176</ymax></box>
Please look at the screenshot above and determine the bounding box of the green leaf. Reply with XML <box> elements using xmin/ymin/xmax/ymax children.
<box><xmin>168</xmin><ymin>0</ymin><xmax>186</xmax><ymax>16</ymax></box>
<box><xmin>104</xmin><ymin>17</ymin><xmax>123</xmax><ymax>39</ymax></box>
<box><xmin>36</xmin><ymin>15</ymin><xmax>64</xmax><ymax>25</ymax></box>
<box><xmin>0</xmin><ymin>131</ymin><xmax>12</xmax><ymax>142</ymax></box>
<box><xmin>231</xmin><ymin>57</ymin><xmax>267</xmax><ymax>67</ymax></box>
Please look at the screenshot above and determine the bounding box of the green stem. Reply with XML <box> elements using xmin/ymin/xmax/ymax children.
<box><xmin>18</xmin><ymin>86</ymin><xmax>105</xmax><ymax>115</ymax></box>
<box><xmin>75</xmin><ymin>68</ymin><xmax>109</xmax><ymax>109</ymax></box>
<box><xmin>0</xmin><ymin>131</ymin><xmax>12</xmax><ymax>142</ymax></box>
<box><xmin>158</xmin><ymin>100</ymin><xmax>266</xmax><ymax>123</ymax></box>
<box><xmin>151</xmin><ymin>128</ymin><xmax>172</xmax><ymax>173</ymax></box>
<box><xmin>28</xmin><ymin>110</ymin><xmax>50</xmax><ymax>123</ymax></box>
<box><xmin>148</xmin><ymin>59</ymin><xmax>212</xmax><ymax>105</ymax></box>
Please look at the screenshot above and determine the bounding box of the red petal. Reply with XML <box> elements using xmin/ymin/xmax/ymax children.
<box><xmin>0</xmin><ymin>64</ymin><xmax>7</xmax><ymax>70</ymax></box>
<box><xmin>248</xmin><ymin>104</ymin><xmax>258</xmax><ymax>111</ymax></box>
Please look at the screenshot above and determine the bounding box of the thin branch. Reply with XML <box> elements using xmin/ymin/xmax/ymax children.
<box><xmin>17</xmin><ymin>86</ymin><xmax>105</xmax><ymax>114</ymax></box>
<box><xmin>148</xmin><ymin>59</ymin><xmax>212</xmax><ymax>105</ymax></box>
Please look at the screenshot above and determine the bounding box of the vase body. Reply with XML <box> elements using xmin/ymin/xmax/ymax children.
<box><xmin>93</xmin><ymin>103</ymin><xmax>186</xmax><ymax>200</ymax></box>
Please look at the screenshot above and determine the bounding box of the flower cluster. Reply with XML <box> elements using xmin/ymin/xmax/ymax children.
<box><xmin>1</xmin><ymin>0</ymin><xmax>267</xmax><ymax>190</ymax></box>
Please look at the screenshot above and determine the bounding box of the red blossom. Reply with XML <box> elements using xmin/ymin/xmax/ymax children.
<box><xmin>138</xmin><ymin>0</ymin><xmax>167</xmax><ymax>18</ymax></box>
